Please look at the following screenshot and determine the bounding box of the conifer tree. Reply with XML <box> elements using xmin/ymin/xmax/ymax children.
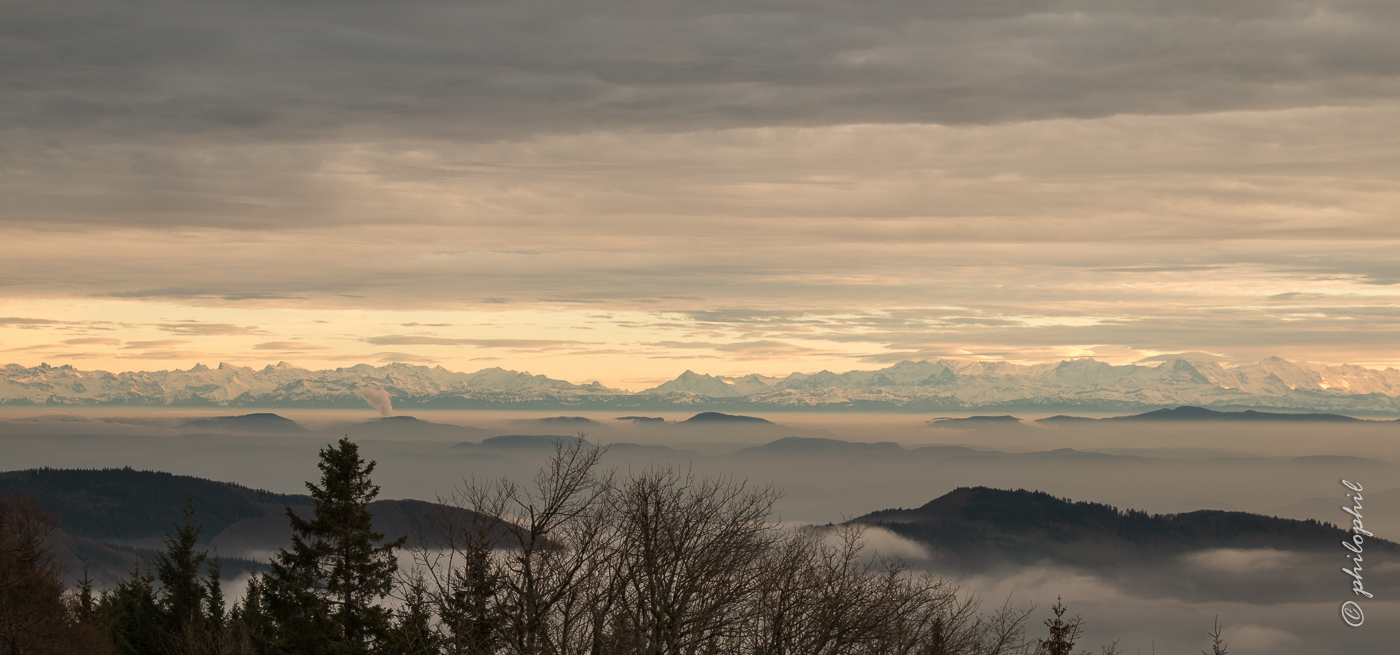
<box><xmin>1035</xmin><ymin>597</ymin><xmax>1082</xmax><ymax>655</ymax></box>
<box><xmin>1201</xmin><ymin>616</ymin><xmax>1228</xmax><ymax>655</ymax></box>
<box><xmin>0</xmin><ymin>492</ymin><xmax>110</xmax><ymax>655</ymax></box>
<box><xmin>155</xmin><ymin>504</ymin><xmax>210</xmax><ymax>641</ymax></box>
<box><xmin>267</xmin><ymin>437</ymin><xmax>405</xmax><ymax>654</ymax></box>
<box><xmin>205</xmin><ymin>557</ymin><xmax>226</xmax><ymax>632</ymax></box>
<box><xmin>383</xmin><ymin>573</ymin><xmax>442</xmax><ymax>655</ymax></box>
<box><xmin>101</xmin><ymin>564</ymin><xmax>164</xmax><ymax>655</ymax></box>
<box><xmin>98</xmin><ymin>502</ymin><xmax>228</xmax><ymax>655</ymax></box>
<box><xmin>230</xmin><ymin>572</ymin><xmax>276</xmax><ymax>654</ymax></box>
<box><xmin>439</xmin><ymin>544</ymin><xmax>499</xmax><ymax>655</ymax></box>
<box><xmin>78</xmin><ymin>566</ymin><xmax>96</xmax><ymax>625</ymax></box>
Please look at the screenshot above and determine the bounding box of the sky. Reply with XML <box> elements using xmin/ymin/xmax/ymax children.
<box><xmin>3</xmin><ymin>0</ymin><xmax>1399</xmax><ymax>390</ymax></box>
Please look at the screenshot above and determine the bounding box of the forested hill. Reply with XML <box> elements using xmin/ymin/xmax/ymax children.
<box><xmin>0</xmin><ymin>467</ymin><xmax>501</xmax><ymax>583</ymax></box>
<box><xmin>0</xmin><ymin>467</ymin><xmax>313</xmax><ymax>543</ymax></box>
<box><xmin>854</xmin><ymin>486</ymin><xmax>1393</xmax><ymax>570</ymax></box>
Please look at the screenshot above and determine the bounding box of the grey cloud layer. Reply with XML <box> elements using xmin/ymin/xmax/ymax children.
<box><xmin>7</xmin><ymin>0</ymin><xmax>1398</xmax><ymax>239</ymax></box>
<box><xmin>4</xmin><ymin>0</ymin><xmax>1398</xmax><ymax>368</ymax></box>
<box><xmin>7</xmin><ymin>0</ymin><xmax>1400</xmax><ymax>146</ymax></box>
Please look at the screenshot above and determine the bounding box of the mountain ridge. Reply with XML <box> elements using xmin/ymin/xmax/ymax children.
<box><xmin>0</xmin><ymin>467</ymin><xmax>508</xmax><ymax>582</ymax></box>
<box><xmin>4</xmin><ymin>357</ymin><xmax>1399</xmax><ymax>414</ymax></box>
<box><xmin>852</xmin><ymin>486</ymin><xmax>1398</xmax><ymax>571</ymax></box>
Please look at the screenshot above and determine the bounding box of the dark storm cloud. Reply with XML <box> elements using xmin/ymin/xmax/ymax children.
<box><xmin>6</xmin><ymin>0</ymin><xmax>1399</xmax><ymax>149</ymax></box>
<box><xmin>2</xmin><ymin>0</ymin><xmax>1397</xmax><ymax>372</ymax></box>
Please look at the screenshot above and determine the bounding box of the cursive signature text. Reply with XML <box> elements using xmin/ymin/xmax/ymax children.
<box><xmin>1339</xmin><ymin>479</ymin><xmax>1373</xmax><ymax>627</ymax></box>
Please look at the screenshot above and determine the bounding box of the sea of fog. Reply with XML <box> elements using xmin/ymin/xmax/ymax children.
<box><xmin>2</xmin><ymin>408</ymin><xmax>1396</xmax><ymax>654</ymax></box>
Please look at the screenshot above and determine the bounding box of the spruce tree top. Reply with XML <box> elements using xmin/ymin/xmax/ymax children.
<box><xmin>271</xmin><ymin>437</ymin><xmax>405</xmax><ymax>652</ymax></box>
<box><xmin>286</xmin><ymin>438</ymin><xmax>403</xmax><ymax>578</ymax></box>
<box><xmin>301</xmin><ymin>437</ymin><xmax>383</xmax><ymax>539</ymax></box>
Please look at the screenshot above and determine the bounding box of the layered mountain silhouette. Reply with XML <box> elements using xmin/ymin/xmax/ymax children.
<box><xmin>477</xmin><ymin>434</ymin><xmax>590</xmax><ymax>449</ymax></box>
<box><xmin>853</xmin><ymin>486</ymin><xmax>1396</xmax><ymax>570</ymax></box>
<box><xmin>614</xmin><ymin>416</ymin><xmax>665</xmax><ymax>423</ymax></box>
<box><xmin>1039</xmin><ymin>406</ymin><xmax>1367</xmax><ymax>423</ymax></box>
<box><xmin>4</xmin><ymin>356</ymin><xmax>1399</xmax><ymax>412</ymax></box>
<box><xmin>0</xmin><ymin>468</ymin><xmax>505</xmax><ymax>583</ymax></box>
<box><xmin>318</xmin><ymin>415</ymin><xmax>493</xmax><ymax>440</ymax></box>
<box><xmin>681</xmin><ymin>412</ymin><xmax>773</xmax><ymax>424</ymax></box>
<box><xmin>182</xmin><ymin>413</ymin><xmax>307</xmax><ymax>432</ymax></box>
<box><xmin>731</xmin><ymin>437</ymin><xmax>905</xmax><ymax>458</ymax></box>
<box><xmin>927</xmin><ymin>415</ymin><xmax>1024</xmax><ymax>429</ymax></box>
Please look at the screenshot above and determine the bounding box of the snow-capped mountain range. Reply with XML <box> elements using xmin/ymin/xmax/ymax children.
<box><xmin>3</xmin><ymin>356</ymin><xmax>1399</xmax><ymax>413</ymax></box>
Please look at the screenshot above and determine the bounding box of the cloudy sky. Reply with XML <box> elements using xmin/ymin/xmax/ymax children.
<box><xmin>3</xmin><ymin>0</ymin><xmax>1398</xmax><ymax>389</ymax></box>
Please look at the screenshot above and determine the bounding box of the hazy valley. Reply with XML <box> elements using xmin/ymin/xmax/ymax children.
<box><xmin>2</xmin><ymin>407</ymin><xmax>1396</xmax><ymax>654</ymax></box>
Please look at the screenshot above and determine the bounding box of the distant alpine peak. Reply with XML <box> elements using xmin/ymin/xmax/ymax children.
<box><xmin>0</xmin><ymin>356</ymin><xmax>1397</xmax><ymax>412</ymax></box>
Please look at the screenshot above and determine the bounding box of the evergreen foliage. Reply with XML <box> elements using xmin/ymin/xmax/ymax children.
<box><xmin>1201</xmin><ymin>617</ymin><xmax>1228</xmax><ymax>655</ymax></box>
<box><xmin>0</xmin><ymin>468</ymin><xmax>311</xmax><ymax>543</ymax></box>
<box><xmin>0</xmin><ymin>492</ymin><xmax>109</xmax><ymax>655</ymax></box>
<box><xmin>265</xmin><ymin>437</ymin><xmax>407</xmax><ymax>654</ymax></box>
<box><xmin>383</xmin><ymin>574</ymin><xmax>442</xmax><ymax>655</ymax></box>
<box><xmin>95</xmin><ymin>502</ymin><xmax>232</xmax><ymax>654</ymax></box>
<box><xmin>1034</xmin><ymin>597</ymin><xmax>1081</xmax><ymax>655</ymax></box>
<box><xmin>99</xmin><ymin>565</ymin><xmax>163</xmax><ymax>655</ymax></box>
<box><xmin>232</xmin><ymin>572</ymin><xmax>278</xmax><ymax>653</ymax></box>
<box><xmin>156</xmin><ymin>505</ymin><xmax>210</xmax><ymax>637</ymax></box>
<box><xmin>859</xmin><ymin>486</ymin><xmax>1385</xmax><ymax>569</ymax></box>
<box><xmin>8</xmin><ymin>440</ymin><xmax>1230</xmax><ymax>655</ymax></box>
<box><xmin>435</xmin><ymin>540</ymin><xmax>500</xmax><ymax>654</ymax></box>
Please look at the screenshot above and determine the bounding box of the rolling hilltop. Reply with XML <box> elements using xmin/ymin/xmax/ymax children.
<box><xmin>11</xmin><ymin>465</ymin><xmax>1386</xmax><ymax>588</ymax></box>
<box><xmin>4</xmin><ymin>355</ymin><xmax>1400</xmax><ymax>413</ymax></box>
<box><xmin>853</xmin><ymin>486</ymin><xmax>1396</xmax><ymax>571</ymax></box>
<box><xmin>0</xmin><ymin>468</ymin><xmax>499</xmax><ymax>583</ymax></box>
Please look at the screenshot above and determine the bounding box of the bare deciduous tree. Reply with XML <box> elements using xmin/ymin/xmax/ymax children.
<box><xmin>408</xmin><ymin>439</ymin><xmax>1042</xmax><ymax>655</ymax></box>
<box><xmin>608</xmin><ymin>467</ymin><xmax>780</xmax><ymax>655</ymax></box>
<box><xmin>411</xmin><ymin>439</ymin><xmax>616</xmax><ymax>655</ymax></box>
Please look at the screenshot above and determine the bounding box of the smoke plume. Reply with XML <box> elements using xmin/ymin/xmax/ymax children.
<box><xmin>356</xmin><ymin>387</ymin><xmax>393</xmax><ymax>416</ymax></box>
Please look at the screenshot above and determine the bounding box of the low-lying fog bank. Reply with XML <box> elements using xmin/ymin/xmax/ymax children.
<box><xmin>3</xmin><ymin>408</ymin><xmax>1394</xmax><ymax>653</ymax></box>
<box><xmin>3</xmin><ymin>409</ymin><xmax>1395</xmax><ymax>529</ymax></box>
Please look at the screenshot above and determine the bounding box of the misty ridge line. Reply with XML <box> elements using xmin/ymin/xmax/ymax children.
<box><xmin>4</xmin><ymin>355</ymin><xmax>1400</xmax><ymax>413</ymax></box>
<box><xmin>4</xmin><ymin>446</ymin><xmax>1154</xmax><ymax>655</ymax></box>
<box><xmin>5</xmin><ymin>413</ymin><xmax>1398</xmax><ymax>652</ymax></box>
<box><xmin>12</xmin><ymin>464</ymin><xmax>1394</xmax><ymax>583</ymax></box>
<box><xmin>6</xmin><ymin>451</ymin><xmax>1383</xmax><ymax>653</ymax></box>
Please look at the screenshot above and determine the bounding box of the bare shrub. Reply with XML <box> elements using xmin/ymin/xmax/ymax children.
<box><xmin>407</xmin><ymin>439</ymin><xmax>1036</xmax><ymax>655</ymax></box>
